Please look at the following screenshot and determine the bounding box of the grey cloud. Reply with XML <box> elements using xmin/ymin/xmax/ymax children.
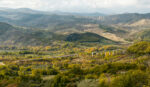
<box><xmin>0</xmin><ymin>0</ymin><xmax>150</xmax><ymax>13</ymax></box>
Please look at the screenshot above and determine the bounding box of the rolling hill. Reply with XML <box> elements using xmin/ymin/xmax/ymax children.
<box><xmin>134</xmin><ymin>29</ymin><xmax>150</xmax><ymax>41</ymax></box>
<box><xmin>0</xmin><ymin>22</ymin><xmax>65</xmax><ymax>45</ymax></box>
<box><xmin>0</xmin><ymin>22</ymin><xmax>117</xmax><ymax>45</ymax></box>
<box><xmin>1</xmin><ymin>8</ymin><xmax>150</xmax><ymax>44</ymax></box>
<box><xmin>99</xmin><ymin>13</ymin><xmax>150</xmax><ymax>24</ymax></box>
<box><xmin>65</xmin><ymin>32</ymin><xmax>116</xmax><ymax>44</ymax></box>
<box><xmin>0</xmin><ymin>8</ymin><xmax>101</xmax><ymax>28</ymax></box>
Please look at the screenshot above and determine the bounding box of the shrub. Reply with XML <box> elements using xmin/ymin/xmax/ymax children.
<box><xmin>111</xmin><ymin>70</ymin><xmax>148</xmax><ymax>87</ymax></box>
<box><xmin>127</xmin><ymin>41</ymin><xmax>150</xmax><ymax>55</ymax></box>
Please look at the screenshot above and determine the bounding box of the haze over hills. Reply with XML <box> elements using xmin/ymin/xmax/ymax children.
<box><xmin>99</xmin><ymin>13</ymin><xmax>150</xmax><ymax>24</ymax></box>
<box><xmin>1</xmin><ymin>8</ymin><xmax>150</xmax><ymax>26</ymax></box>
<box><xmin>0</xmin><ymin>8</ymin><xmax>150</xmax><ymax>45</ymax></box>
<box><xmin>0</xmin><ymin>8</ymin><xmax>101</xmax><ymax>28</ymax></box>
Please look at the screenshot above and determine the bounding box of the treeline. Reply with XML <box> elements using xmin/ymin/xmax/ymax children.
<box><xmin>127</xmin><ymin>41</ymin><xmax>150</xmax><ymax>55</ymax></box>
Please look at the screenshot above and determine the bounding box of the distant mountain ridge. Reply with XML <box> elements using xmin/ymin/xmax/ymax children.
<box><xmin>1</xmin><ymin>8</ymin><xmax>150</xmax><ymax>27</ymax></box>
<box><xmin>0</xmin><ymin>7</ymin><xmax>150</xmax><ymax>44</ymax></box>
<box><xmin>0</xmin><ymin>7</ymin><xmax>106</xmax><ymax>16</ymax></box>
<box><xmin>0</xmin><ymin>8</ymin><xmax>99</xmax><ymax>28</ymax></box>
<box><xmin>99</xmin><ymin>13</ymin><xmax>150</xmax><ymax>24</ymax></box>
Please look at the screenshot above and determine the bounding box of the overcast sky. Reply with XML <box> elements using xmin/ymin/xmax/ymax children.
<box><xmin>0</xmin><ymin>0</ymin><xmax>150</xmax><ymax>14</ymax></box>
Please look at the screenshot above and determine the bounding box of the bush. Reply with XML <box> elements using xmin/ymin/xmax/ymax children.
<box><xmin>50</xmin><ymin>74</ymin><xmax>70</xmax><ymax>87</ymax></box>
<box><xmin>18</xmin><ymin>51</ymin><xmax>34</xmax><ymax>54</ymax></box>
<box><xmin>111</xmin><ymin>70</ymin><xmax>148</xmax><ymax>87</ymax></box>
<box><xmin>127</xmin><ymin>41</ymin><xmax>150</xmax><ymax>55</ymax></box>
<box><xmin>89</xmin><ymin>63</ymin><xmax>138</xmax><ymax>75</ymax></box>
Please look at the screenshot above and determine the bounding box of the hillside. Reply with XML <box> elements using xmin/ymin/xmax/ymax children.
<box><xmin>65</xmin><ymin>32</ymin><xmax>116</xmax><ymax>44</ymax></box>
<box><xmin>1</xmin><ymin>8</ymin><xmax>150</xmax><ymax>44</ymax></box>
<box><xmin>0</xmin><ymin>22</ymin><xmax>117</xmax><ymax>45</ymax></box>
<box><xmin>0</xmin><ymin>22</ymin><xmax>65</xmax><ymax>45</ymax></box>
<box><xmin>0</xmin><ymin>8</ymin><xmax>127</xmax><ymax>43</ymax></box>
<box><xmin>129</xmin><ymin>19</ymin><xmax>150</xmax><ymax>27</ymax></box>
<box><xmin>99</xmin><ymin>13</ymin><xmax>150</xmax><ymax>24</ymax></box>
<box><xmin>0</xmin><ymin>8</ymin><xmax>99</xmax><ymax>28</ymax></box>
<box><xmin>135</xmin><ymin>29</ymin><xmax>150</xmax><ymax>41</ymax></box>
<box><xmin>1</xmin><ymin>8</ymin><xmax>150</xmax><ymax>29</ymax></box>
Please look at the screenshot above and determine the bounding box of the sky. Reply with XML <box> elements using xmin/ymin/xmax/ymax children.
<box><xmin>0</xmin><ymin>0</ymin><xmax>150</xmax><ymax>14</ymax></box>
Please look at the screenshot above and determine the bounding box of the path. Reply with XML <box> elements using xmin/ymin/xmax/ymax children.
<box><xmin>0</xmin><ymin>62</ymin><xmax>5</xmax><ymax>65</ymax></box>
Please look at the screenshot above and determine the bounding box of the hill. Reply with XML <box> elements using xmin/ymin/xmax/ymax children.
<box><xmin>0</xmin><ymin>22</ymin><xmax>117</xmax><ymax>45</ymax></box>
<box><xmin>1</xmin><ymin>8</ymin><xmax>150</xmax><ymax>44</ymax></box>
<box><xmin>0</xmin><ymin>8</ymin><xmax>101</xmax><ymax>28</ymax></box>
<box><xmin>0</xmin><ymin>22</ymin><xmax>66</xmax><ymax>45</ymax></box>
<box><xmin>99</xmin><ymin>13</ymin><xmax>150</xmax><ymax>24</ymax></box>
<box><xmin>135</xmin><ymin>29</ymin><xmax>150</xmax><ymax>41</ymax></box>
<box><xmin>65</xmin><ymin>32</ymin><xmax>116</xmax><ymax>44</ymax></box>
<box><xmin>1</xmin><ymin>8</ymin><xmax>150</xmax><ymax>28</ymax></box>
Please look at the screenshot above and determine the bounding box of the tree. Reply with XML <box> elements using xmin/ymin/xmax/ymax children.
<box><xmin>127</xmin><ymin>41</ymin><xmax>150</xmax><ymax>55</ymax></box>
<box><xmin>111</xmin><ymin>70</ymin><xmax>148</xmax><ymax>87</ymax></box>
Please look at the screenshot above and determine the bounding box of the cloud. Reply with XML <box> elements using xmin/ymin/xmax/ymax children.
<box><xmin>0</xmin><ymin>0</ymin><xmax>149</xmax><ymax>13</ymax></box>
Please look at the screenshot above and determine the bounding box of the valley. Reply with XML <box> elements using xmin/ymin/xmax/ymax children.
<box><xmin>0</xmin><ymin>8</ymin><xmax>150</xmax><ymax>87</ymax></box>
